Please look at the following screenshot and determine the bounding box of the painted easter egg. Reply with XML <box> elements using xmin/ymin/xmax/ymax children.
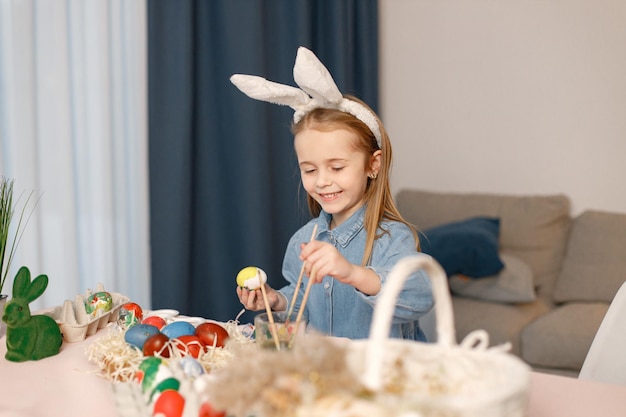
<box><xmin>198</xmin><ymin>402</ymin><xmax>227</xmax><ymax>417</ymax></box>
<box><xmin>172</xmin><ymin>334</ymin><xmax>205</xmax><ymax>358</ymax></box>
<box><xmin>149</xmin><ymin>377</ymin><xmax>181</xmax><ymax>403</ymax></box>
<box><xmin>124</xmin><ymin>323</ymin><xmax>160</xmax><ymax>350</ymax></box>
<box><xmin>143</xmin><ymin>333</ymin><xmax>171</xmax><ymax>358</ymax></box>
<box><xmin>117</xmin><ymin>302</ymin><xmax>144</xmax><ymax>329</ymax></box>
<box><xmin>84</xmin><ymin>291</ymin><xmax>113</xmax><ymax>316</ymax></box>
<box><xmin>195</xmin><ymin>322</ymin><xmax>229</xmax><ymax>348</ymax></box>
<box><xmin>138</xmin><ymin>356</ymin><xmax>176</xmax><ymax>397</ymax></box>
<box><xmin>178</xmin><ymin>356</ymin><xmax>205</xmax><ymax>378</ymax></box>
<box><xmin>142</xmin><ymin>315</ymin><xmax>167</xmax><ymax>330</ymax></box>
<box><xmin>236</xmin><ymin>266</ymin><xmax>267</xmax><ymax>290</ymax></box>
<box><xmin>161</xmin><ymin>321</ymin><xmax>195</xmax><ymax>339</ymax></box>
<box><xmin>152</xmin><ymin>389</ymin><xmax>185</xmax><ymax>417</ymax></box>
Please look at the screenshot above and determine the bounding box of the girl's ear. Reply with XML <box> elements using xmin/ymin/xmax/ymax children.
<box><xmin>369</xmin><ymin>150</ymin><xmax>382</xmax><ymax>177</ymax></box>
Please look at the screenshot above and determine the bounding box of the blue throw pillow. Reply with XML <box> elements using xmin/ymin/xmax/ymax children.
<box><xmin>420</xmin><ymin>217</ymin><xmax>505</xmax><ymax>278</ymax></box>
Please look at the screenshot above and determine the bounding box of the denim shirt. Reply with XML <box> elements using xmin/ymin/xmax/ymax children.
<box><xmin>278</xmin><ymin>205</ymin><xmax>434</xmax><ymax>341</ymax></box>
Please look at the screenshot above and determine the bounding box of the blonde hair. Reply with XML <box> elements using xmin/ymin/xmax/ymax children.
<box><xmin>291</xmin><ymin>96</ymin><xmax>419</xmax><ymax>266</ymax></box>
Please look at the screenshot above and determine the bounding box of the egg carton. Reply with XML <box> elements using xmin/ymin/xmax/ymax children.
<box><xmin>46</xmin><ymin>283</ymin><xmax>130</xmax><ymax>343</ymax></box>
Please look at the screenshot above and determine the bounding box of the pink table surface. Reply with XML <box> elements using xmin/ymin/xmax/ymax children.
<box><xmin>2</xmin><ymin>329</ymin><xmax>626</xmax><ymax>417</ymax></box>
<box><xmin>0</xmin><ymin>331</ymin><xmax>117</xmax><ymax>417</ymax></box>
<box><xmin>528</xmin><ymin>371</ymin><xmax>626</xmax><ymax>417</ymax></box>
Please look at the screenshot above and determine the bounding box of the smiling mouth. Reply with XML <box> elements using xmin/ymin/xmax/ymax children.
<box><xmin>319</xmin><ymin>191</ymin><xmax>341</xmax><ymax>201</ymax></box>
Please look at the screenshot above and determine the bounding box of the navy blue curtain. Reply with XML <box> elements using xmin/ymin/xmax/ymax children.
<box><xmin>148</xmin><ymin>0</ymin><xmax>379</xmax><ymax>323</ymax></box>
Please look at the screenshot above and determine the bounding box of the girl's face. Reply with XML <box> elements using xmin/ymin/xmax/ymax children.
<box><xmin>295</xmin><ymin>127</ymin><xmax>381</xmax><ymax>227</ymax></box>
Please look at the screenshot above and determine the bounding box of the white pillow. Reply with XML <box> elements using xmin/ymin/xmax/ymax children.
<box><xmin>448</xmin><ymin>254</ymin><xmax>536</xmax><ymax>303</ymax></box>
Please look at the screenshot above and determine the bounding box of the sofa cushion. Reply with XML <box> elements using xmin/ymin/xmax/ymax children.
<box><xmin>449</xmin><ymin>254</ymin><xmax>536</xmax><ymax>303</ymax></box>
<box><xmin>553</xmin><ymin>210</ymin><xmax>626</xmax><ymax>304</ymax></box>
<box><xmin>451</xmin><ymin>295</ymin><xmax>551</xmax><ymax>355</ymax></box>
<box><xmin>397</xmin><ymin>189</ymin><xmax>571</xmax><ymax>298</ymax></box>
<box><xmin>420</xmin><ymin>217</ymin><xmax>504</xmax><ymax>278</ymax></box>
<box><xmin>521</xmin><ymin>303</ymin><xmax>608</xmax><ymax>371</ymax></box>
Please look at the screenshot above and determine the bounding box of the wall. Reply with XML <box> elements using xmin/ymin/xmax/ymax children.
<box><xmin>380</xmin><ymin>0</ymin><xmax>626</xmax><ymax>215</ymax></box>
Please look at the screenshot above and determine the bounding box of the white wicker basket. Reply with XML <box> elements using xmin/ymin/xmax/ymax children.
<box><xmin>182</xmin><ymin>255</ymin><xmax>531</xmax><ymax>417</ymax></box>
<box><xmin>345</xmin><ymin>255</ymin><xmax>531</xmax><ymax>417</ymax></box>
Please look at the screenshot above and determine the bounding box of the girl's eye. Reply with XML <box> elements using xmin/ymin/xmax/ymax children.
<box><xmin>331</xmin><ymin>166</ymin><xmax>344</xmax><ymax>172</ymax></box>
<box><xmin>303</xmin><ymin>168</ymin><xmax>316</xmax><ymax>174</ymax></box>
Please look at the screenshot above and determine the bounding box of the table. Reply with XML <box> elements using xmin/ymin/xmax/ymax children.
<box><xmin>528</xmin><ymin>371</ymin><xmax>626</xmax><ymax>417</ymax></box>
<box><xmin>0</xmin><ymin>331</ymin><xmax>117</xmax><ymax>417</ymax></box>
<box><xmin>2</xmin><ymin>329</ymin><xmax>626</xmax><ymax>417</ymax></box>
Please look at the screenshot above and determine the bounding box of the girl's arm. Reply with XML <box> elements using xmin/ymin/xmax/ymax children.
<box><xmin>363</xmin><ymin>223</ymin><xmax>434</xmax><ymax>321</ymax></box>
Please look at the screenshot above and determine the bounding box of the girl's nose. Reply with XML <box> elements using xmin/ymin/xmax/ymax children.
<box><xmin>316</xmin><ymin>171</ymin><xmax>332</xmax><ymax>187</ymax></box>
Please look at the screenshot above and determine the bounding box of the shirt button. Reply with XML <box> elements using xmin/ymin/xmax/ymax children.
<box><xmin>323</xmin><ymin>281</ymin><xmax>330</xmax><ymax>289</ymax></box>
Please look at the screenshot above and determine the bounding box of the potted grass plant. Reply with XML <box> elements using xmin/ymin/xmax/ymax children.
<box><xmin>1</xmin><ymin>177</ymin><xmax>36</xmax><ymax>337</ymax></box>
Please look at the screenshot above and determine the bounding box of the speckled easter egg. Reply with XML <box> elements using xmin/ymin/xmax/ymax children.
<box><xmin>85</xmin><ymin>291</ymin><xmax>113</xmax><ymax>316</ymax></box>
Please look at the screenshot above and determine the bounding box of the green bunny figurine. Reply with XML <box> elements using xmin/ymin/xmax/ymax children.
<box><xmin>2</xmin><ymin>266</ymin><xmax>62</xmax><ymax>361</ymax></box>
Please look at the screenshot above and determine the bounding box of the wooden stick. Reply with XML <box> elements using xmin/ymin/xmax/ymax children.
<box><xmin>258</xmin><ymin>272</ymin><xmax>281</xmax><ymax>350</ymax></box>
<box><xmin>287</xmin><ymin>224</ymin><xmax>318</xmax><ymax>319</ymax></box>
<box><xmin>289</xmin><ymin>264</ymin><xmax>316</xmax><ymax>349</ymax></box>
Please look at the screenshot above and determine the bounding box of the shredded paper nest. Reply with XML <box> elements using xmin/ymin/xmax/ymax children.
<box><xmin>87</xmin><ymin>320</ymin><xmax>252</xmax><ymax>382</ymax></box>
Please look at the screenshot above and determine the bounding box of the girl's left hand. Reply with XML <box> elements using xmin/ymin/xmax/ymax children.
<box><xmin>299</xmin><ymin>240</ymin><xmax>354</xmax><ymax>284</ymax></box>
<box><xmin>299</xmin><ymin>240</ymin><xmax>382</xmax><ymax>296</ymax></box>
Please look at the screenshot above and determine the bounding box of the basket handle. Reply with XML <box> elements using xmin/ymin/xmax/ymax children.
<box><xmin>363</xmin><ymin>255</ymin><xmax>455</xmax><ymax>390</ymax></box>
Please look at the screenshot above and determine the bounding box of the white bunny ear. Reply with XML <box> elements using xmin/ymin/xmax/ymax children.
<box><xmin>230</xmin><ymin>74</ymin><xmax>311</xmax><ymax>109</ymax></box>
<box><xmin>230</xmin><ymin>47</ymin><xmax>383</xmax><ymax>148</ymax></box>
<box><xmin>293</xmin><ymin>47</ymin><xmax>343</xmax><ymax>105</ymax></box>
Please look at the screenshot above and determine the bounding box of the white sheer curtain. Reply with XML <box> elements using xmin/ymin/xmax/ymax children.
<box><xmin>0</xmin><ymin>0</ymin><xmax>150</xmax><ymax>311</ymax></box>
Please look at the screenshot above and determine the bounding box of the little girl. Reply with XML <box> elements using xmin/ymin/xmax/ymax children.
<box><xmin>232</xmin><ymin>47</ymin><xmax>433</xmax><ymax>340</ymax></box>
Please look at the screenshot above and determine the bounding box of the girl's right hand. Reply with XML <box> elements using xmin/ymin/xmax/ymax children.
<box><xmin>236</xmin><ymin>284</ymin><xmax>283</xmax><ymax>311</ymax></box>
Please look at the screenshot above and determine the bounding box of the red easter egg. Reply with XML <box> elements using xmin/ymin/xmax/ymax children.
<box><xmin>143</xmin><ymin>333</ymin><xmax>171</xmax><ymax>358</ymax></box>
<box><xmin>198</xmin><ymin>402</ymin><xmax>226</xmax><ymax>417</ymax></box>
<box><xmin>142</xmin><ymin>315</ymin><xmax>167</xmax><ymax>330</ymax></box>
<box><xmin>195</xmin><ymin>322</ymin><xmax>229</xmax><ymax>348</ymax></box>
<box><xmin>153</xmin><ymin>389</ymin><xmax>185</xmax><ymax>417</ymax></box>
<box><xmin>172</xmin><ymin>335</ymin><xmax>205</xmax><ymax>358</ymax></box>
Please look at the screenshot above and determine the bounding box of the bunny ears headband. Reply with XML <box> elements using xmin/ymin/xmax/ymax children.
<box><xmin>230</xmin><ymin>46</ymin><xmax>382</xmax><ymax>148</ymax></box>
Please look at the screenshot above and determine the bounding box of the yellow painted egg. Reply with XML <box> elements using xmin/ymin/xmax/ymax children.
<box><xmin>236</xmin><ymin>266</ymin><xmax>267</xmax><ymax>290</ymax></box>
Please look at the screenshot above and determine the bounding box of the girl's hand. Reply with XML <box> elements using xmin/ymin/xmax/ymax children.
<box><xmin>299</xmin><ymin>241</ymin><xmax>355</xmax><ymax>284</ymax></box>
<box><xmin>236</xmin><ymin>284</ymin><xmax>284</xmax><ymax>311</ymax></box>
<box><xmin>299</xmin><ymin>240</ymin><xmax>382</xmax><ymax>295</ymax></box>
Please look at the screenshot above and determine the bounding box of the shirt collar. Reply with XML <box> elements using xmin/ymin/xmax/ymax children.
<box><xmin>317</xmin><ymin>205</ymin><xmax>366</xmax><ymax>247</ymax></box>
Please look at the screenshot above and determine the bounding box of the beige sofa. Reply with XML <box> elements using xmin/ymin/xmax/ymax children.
<box><xmin>396</xmin><ymin>189</ymin><xmax>626</xmax><ymax>376</ymax></box>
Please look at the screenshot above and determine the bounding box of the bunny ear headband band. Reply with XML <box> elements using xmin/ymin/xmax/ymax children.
<box><xmin>230</xmin><ymin>46</ymin><xmax>382</xmax><ymax>148</ymax></box>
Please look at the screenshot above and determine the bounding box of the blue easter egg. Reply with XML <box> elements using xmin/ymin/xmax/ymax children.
<box><xmin>124</xmin><ymin>323</ymin><xmax>160</xmax><ymax>350</ymax></box>
<box><xmin>161</xmin><ymin>321</ymin><xmax>196</xmax><ymax>339</ymax></box>
<box><xmin>178</xmin><ymin>356</ymin><xmax>205</xmax><ymax>378</ymax></box>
